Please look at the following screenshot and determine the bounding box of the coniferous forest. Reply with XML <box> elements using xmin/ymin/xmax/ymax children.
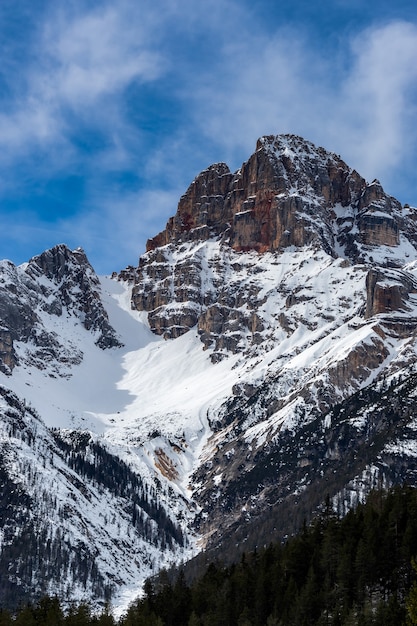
<box><xmin>3</xmin><ymin>485</ymin><xmax>417</xmax><ymax>625</ymax></box>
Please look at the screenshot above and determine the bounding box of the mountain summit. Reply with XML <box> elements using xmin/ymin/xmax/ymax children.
<box><xmin>146</xmin><ymin>134</ymin><xmax>410</xmax><ymax>257</ymax></box>
<box><xmin>2</xmin><ymin>134</ymin><xmax>417</xmax><ymax>611</ymax></box>
<box><xmin>132</xmin><ymin>134</ymin><xmax>417</xmax><ymax>352</ymax></box>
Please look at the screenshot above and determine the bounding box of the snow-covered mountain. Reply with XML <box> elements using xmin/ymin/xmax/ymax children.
<box><xmin>1</xmin><ymin>134</ymin><xmax>417</xmax><ymax>612</ymax></box>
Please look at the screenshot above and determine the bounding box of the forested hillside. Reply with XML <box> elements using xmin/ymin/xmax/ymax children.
<box><xmin>3</xmin><ymin>485</ymin><xmax>417</xmax><ymax>625</ymax></box>
<box><xmin>126</xmin><ymin>485</ymin><xmax>417</xmax><ymax>625</ymax></box>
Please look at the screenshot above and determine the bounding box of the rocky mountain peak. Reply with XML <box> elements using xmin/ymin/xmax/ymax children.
<box><xmin>131</xmin><ymin>134</ymin><xmax>417</xmax><ymax>350</ymax></box>
<box><xmin>25</xmin><ymin>243</ymin><xmax>91</xmax><ymax>284</ymax></box>
<box><xmin>145</xmin><ymin>134</ymin><xmax>408</xmax><ymax>259</ymax></box>
<box><xmin>0</xmin><ymin>244</ymin><xmax>121</xmax><ymax>376</ymax></box>
<box><xmin>25</xmin><ymin>244</ymin><xmax>122</xmax><ymax>350</ymax></box>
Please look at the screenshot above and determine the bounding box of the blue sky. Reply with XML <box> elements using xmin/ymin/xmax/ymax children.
<box><xmin>0</xmin><ymin>0</ymin><xmax>416</xmax><ymax>273</ymax></box>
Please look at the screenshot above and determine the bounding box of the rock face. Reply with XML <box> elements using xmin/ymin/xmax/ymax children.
<box><xmin>0</xmin><ymin>328</ymin><xmax>16</xmax><ymax>373</ymax></box>
<box><xmin>145</xmin><ymin>136</ymin><xmax>406</xmax><ymax>256</ymax></box>
<box><xmin>146</xmin><ymin>162</ymin><xmax>234</xmax><ymax>250</ymax></box>
<box><xmin>191</xmin><ymin>369</ymin><xmax>417</xmax><ymax>565</ymax></box>
<box><xmin>26</xmin><ymin>245</ymin><xmax>122</xmax><ymax>349</ymax></box>
<box><xmin>0</xmin><ymin>245</ymin><xmax>121</xmax><ymax>375</ymax></box>
<box><xmin>147</xmin><ymin>137</ymin><xmax>338</xmax><ymax>252</ymax></box>
<box><xmin>131</xmin><ymin>134</ymin><xmax>416</xmax><ymax>346</ymax></box>
<box><xmin>123</xmin><ymin>135</ymin><xmax>417</xmax><ymax>566</ymax></box>
<box><xmin>365</xmin><ymin>268</ymin><xmax>417</xmax><ymax>318</ymax></box>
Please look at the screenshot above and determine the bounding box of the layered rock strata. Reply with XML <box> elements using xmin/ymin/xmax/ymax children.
<box><xmin>131</xmin><ymin>134</ymin><xmax>416</xmax><ymax>348</ymax></box>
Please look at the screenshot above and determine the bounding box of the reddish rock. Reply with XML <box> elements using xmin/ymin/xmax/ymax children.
<box><xmin>365</xmin><ymin>269</ymin><xmax>417</xmax><ymax>318</ymax></box>
<box><xmin>131</xmin><ymin>134</ymin><xmax>416</xmax><ymax>348</ymax></box>
<box><xmin>147</xmin><ymin>163</ymin><xmax>233</xmax><ymax>251</ymax></box>
<box><xmin>144</xmin><ymin>135</ymin><xmax>404</xmax><ymax>257</ymax></box>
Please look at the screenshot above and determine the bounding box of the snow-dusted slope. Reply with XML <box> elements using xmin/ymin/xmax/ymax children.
<box><xmin>2</xmin><ymin>134</ymin><xmax>417</xmax><ymax>612</ymax></box>
<box><xmin>0</xmin><ymin>385</ymin><xmax>187</xmax><ymax>610</ymax></box>
<box><xmin>2</xmin><ymin>240</ymin><xmax>417</xmax><ymax>610</ymax></box>
<box><xmin>0</xmin><ymin>262</ymin><xmax>202</xmax><ymax>612</ymax></box>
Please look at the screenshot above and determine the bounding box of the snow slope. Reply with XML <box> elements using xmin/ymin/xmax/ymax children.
<box><xmin>0</xmin><ymin>260</ymin><xmax>251</xmax><ymax>612</ymax></box>
<box><xmin>3</xmin><ymin>230</ymin><xmax>417</xmax><ymax>616</ymax></box>
<box><xmin>2</xmin><ymin>133</ymin><xmax>417</xmax><ymax>612</ymax></box>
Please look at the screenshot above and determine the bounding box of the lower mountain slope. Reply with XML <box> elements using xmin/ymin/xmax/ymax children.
<box><xmin>125</xmin><ymin>484</ymin><xmax>417</xmax><ymax>626</ymax></box>
<box><xmin>0</xmin><ymin>385</ymin><xmax>188</xmax><ymax>611</ymax></box>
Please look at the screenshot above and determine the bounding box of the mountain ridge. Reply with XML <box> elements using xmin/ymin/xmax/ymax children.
<box><xmin>131</xmin><ymin>134</ymin><xmax>417</xmax><ymax>349</ymax></box>
<box><xmin>1</xmin><ymin>133</ymin><xmax>417</xmax><ymax>612</ymax></box>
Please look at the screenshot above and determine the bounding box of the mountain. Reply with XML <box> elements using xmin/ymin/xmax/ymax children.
<box><xmin>1</xmin><ymin>134</ymin><xmax>417</xmax><ymax>612</ymax></box>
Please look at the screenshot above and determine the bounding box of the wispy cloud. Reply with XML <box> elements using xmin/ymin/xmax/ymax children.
<box><xmin>55</xmin><ymin>187</ymin><xmax>182</xmax><ymax>271</ymax></box>
<box><xmin>0</xmin><ymin>2</ymin><xmax>165</xmax><ymax>167</ymax></box>
<box><xmin>335</xmin><ymin>21</ymin><xmax>417</xmax><ymax>183</ymax></box>
<box><xmin>45</xmin><ymin>6</ymin><xmax>163</xmax><ymax>109</ymax></box>
<box><xmin>186</xmin><ymin>28</ymin><xmax>329</xmax><ymax>162</ymax></box>
<box><xmin>182</xmin><ymin>14</ymin><xmax>417</xmax><ymax>194</ymax></box>
<box><xmin>0</xmin><ymin>1</ymin><xmax>416</xmax><ymax>273</ymax></box>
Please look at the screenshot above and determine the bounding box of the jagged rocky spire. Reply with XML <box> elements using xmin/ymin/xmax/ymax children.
<box><xmin>131</xmin><ymin>134</ymin><xmax>417</xmax><ymax>346</ymax></box>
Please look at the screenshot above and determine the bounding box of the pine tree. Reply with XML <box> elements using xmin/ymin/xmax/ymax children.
<box><xmin>406</xmin><ymin>559</ymin><xmax>417</xmax><ymax>625</ymax></box>
<box><xmin>0</xmin><ymin>608</ymin><xmax>12</xmax><ymax>626</ymax></box>
<box><xmin>65</xmin><ymin>602</ymin><xmax>92</xmax><ymax>626</ymax></box>
<box><xmin>187</xmin><ymin>611</ymin><xmax>201</xmax><ymax>626</ymax></box>
<box><xmin>33</xmin><ymin>596</ymin><xmax>65</xmax><ymax>625</ymax></box>
<box><xmin>95</xmin><ymin>603</ymin><xmax>116</xmax><ymax>626</ymax></box>
<box><xmin>13</xmin><ymin>605</ymin><xmax>37</xmax><ymax>626</ymax></box>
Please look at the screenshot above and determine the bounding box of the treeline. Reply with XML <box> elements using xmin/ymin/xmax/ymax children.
<box><xmin>0</xmin><ymin>598</ymin><xmax>115</xmax><ymax>625</ymax></box>
<box><xmin>53</xmin><ymin>431</ymin><xmax>185</xmax><ymax>549</ymax></box>
<box><xmin>125</xmin><ymin>485</ymin><xmax>417</xmax><ymax>625</ymax></box>
<box><xmin>4</xmin><ymin>485</ymin><xmax>417</xmax><ymax>625</ymax></box>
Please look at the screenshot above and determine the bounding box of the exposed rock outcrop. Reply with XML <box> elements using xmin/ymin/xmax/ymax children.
<box><xmin>26</xmin><ymin>244</ymin><xmax>122</xmax><ymax>349</ymax></box>
<box><xmin>144</xmin><ymin>136</ymin><xmax>407</xmax><ymax>258</ymax></box>
<box><xmin>365</xmin><ymin>268</ymin><xmax>417</xmax><ymax>318</ymax></box>
<box><xmin>147</xmin><ymin>163</ymin><xmax>233</xmax><ymax>251</ymax></box>
<box><xmin>131</xmin><ymin>134</ymin><xmax>416</xmax><ymax>348</ymax></box>
<box><xmin>0</xmin><ymin>328</ymin><xmax>16</xmax><ymax>373</ymax></box>
<box><xmin>0</xmin><ymin>245</ymin><xmax>122</xmax><ymax>374</ymax></box>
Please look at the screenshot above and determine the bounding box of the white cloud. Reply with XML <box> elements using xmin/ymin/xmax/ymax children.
<box><xmin>45</xmin><ymin>7</ymin><xmax>163</xmax><ymax>108</ymax></box>
<box><xmin>333</xmin><ymin>21</ymin><xmax>417</xmax><ymax>182</ymax></box>
<box><xmin>181</xmin><ymin>26</ymin><xmax>333</xmax><ymax>166</ymax></box>
<box><xmin>54</xmin><ymin>187</ymin><xmax>182</xmax><ymax>272</ymax></box>
<box><xmin>1</xmin><ymin>4</ymin><xmax>416</xmax><ymax>184</ymax></box>
<box><xmin>0</xmin><ymin>2</ymin><xmax>164</xmax><ymax>163</ymax></box>
<box><xmin>182</xmin><ymin>16</ymin><xmax>417</xmax><ymax>189</ymax></box>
